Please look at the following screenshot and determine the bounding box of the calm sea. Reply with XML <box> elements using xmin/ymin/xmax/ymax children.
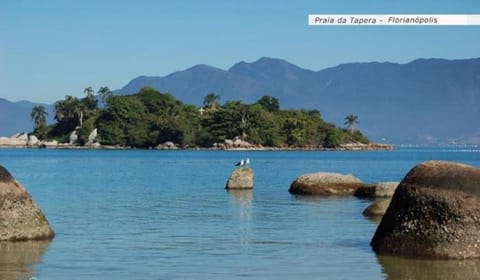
<box><xmin>0</xmin><ymin>148</ymin><xmax>479</xmax><ymax>280</ymax></box>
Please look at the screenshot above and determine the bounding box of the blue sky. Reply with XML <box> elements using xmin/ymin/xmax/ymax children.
<box><xmin>1</xmin><ymin>0</ymin><xmax>479</xmax><ymax>103</ymax></box>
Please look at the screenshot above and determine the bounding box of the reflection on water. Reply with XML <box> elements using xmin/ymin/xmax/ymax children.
<box><xmin>0</xmin><ymin>240</ymin><xmax>51</xmax><ymax>280</ymax></box>
<box><xmin>378</xmin><ymin>254</ymin><xmax>480</xmax><ymax>280</ymax></box>
<box><xmin>227</xmin><ymin>189</ymin><xmax>253</xmax><ymax>208</ymax></box>
<box><xmin>227</xmin><ymin>190</ymin><xmax>253</xmax><ymax>248</ymax></box>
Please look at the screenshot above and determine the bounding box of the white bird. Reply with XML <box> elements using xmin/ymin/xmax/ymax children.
<box><xmin>245</xmin><ymin>158</ymin><xmax>250</xmax><ymax>166</ymax></box>
<box><xmin>235</xmin><ymin>159</ymin><xmax>245</xmax><ymax>167</ymax></box>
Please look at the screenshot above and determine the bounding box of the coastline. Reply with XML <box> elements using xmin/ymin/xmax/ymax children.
<box><xmin>0</xmin><ymin>142</ymin><xmax>395</xmax><ymax>151</ymax></box>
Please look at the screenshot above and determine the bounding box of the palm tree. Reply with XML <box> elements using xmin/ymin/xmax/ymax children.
<box><xmin>84</xmin><ymin>86</ymin><xmax>95</xmax><ymax>98</ymax></box>
<box><xmin>203</xmin><ymin>93</ymin><xmax>220</xmax><ymax>109</ymax></box>
<box><xmin>97</xmin><ymin>86</ymin><xmax>112</xmax><ymax>104</ymax></box>
<box><xmin>344</xmin><ymin>114</ymin><xmax>359</xmax><ymax>133</ymax></box>
<box><xmin>30</xmin><ymin>105</ymin><xmax>48</xmax><ymax>129</ymax></box>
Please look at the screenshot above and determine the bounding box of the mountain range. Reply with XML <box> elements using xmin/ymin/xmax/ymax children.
<box><xmin>1</xmin><ymin>57</ymin><xmax>479</xmax><ymax>145</ymax></box>
<box><xmin>0</xmin><ymin>98</ymin><xmax>53</xmax><ymax>137</ymax></box>
<box><xmin>117</xmin><ymin>57</ymin><xmax>480</xmax><ymax>145</ymax></box>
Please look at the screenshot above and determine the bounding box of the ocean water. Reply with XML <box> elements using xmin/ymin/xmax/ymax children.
<box><xmin>0</xmin><ymin>148</ymin><xmax>479</xmax><ymax>280</ymax></box>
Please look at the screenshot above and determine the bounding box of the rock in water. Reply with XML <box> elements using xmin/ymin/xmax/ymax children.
<box><xmin>363</xmin><ymin>198</ymin><xmax>392</xmax><ymax>218</ymax></box>
<box><xmin>289</xmin><ymin>172</ymin><xmax>363</xmax><ymax>195</ymax></box>
<box><xmin>0</xmin><ymin>165</ymin><xmax>55</xmax><ymax>241</ymax></box>
<box><xmin>354</xmin><ymin>182</ymin><xmax>399</xmax><ymax>198</ymax></box>
<box><xmin>371</xmin><ymin>160</ymin><xmax>480</xmax><ymax>259</ymax></box>
<box><xmin>226</xmin><ymin>168</ymin><xmax>254</xmax><ymax>189</ymax></box>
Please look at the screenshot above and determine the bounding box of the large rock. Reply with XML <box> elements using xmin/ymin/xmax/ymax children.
<box><xmin>371</xmin><ymin>160</ymin><xmax>480</xmax><ymax>259</ymax></box>
<box><xmin>0</xmin><ymin>135</ymin><xmax>27</xmax><ymax>147</ymax></box>
<box><xmin>226</xmin><ymin>168</ymin><xmax>254</xmax><ymax>189</ymax></box>
<box><xmin>354</xmin><ymin>182</ymin><xmax>399</xmax><ymax>198</ymax></box>
<box><xmin>289</xmin><ymin>172</ymin><xmax>363</xmax><ymax>195</ymax></box>
<box><xmin>0</xmin><ymin>165</ymin><xmax>55</xmax><ymax>241</ymax></box>
<box><xmin>27</xmin><ymin>135</ymin><xmax>40</xmax><ymax>146</ymax></box>
<box><xmin>363</xmin><ymin>198</ymin><xmax>392</xmax><ymax>218</ymax></box>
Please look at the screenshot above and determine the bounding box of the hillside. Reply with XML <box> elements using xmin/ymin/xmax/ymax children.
<box><xmin>0</xmin><ymin>98</ymin><xmax>54</xmax><ymax>136</ymax></box>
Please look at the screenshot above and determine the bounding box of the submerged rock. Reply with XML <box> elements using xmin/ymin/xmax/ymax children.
<box><xmin>226</xmin><ymin>168</ymin><xmax>254</xmax><ymax>189</ymax></box>
<box><xmin>0</xmin><ymin>165</ymin><xmax>55</xmax><ymax>241</ymax></box>
<box><xmin>363</xmin><ymin>198</ymin><xmax>391</xmax><ymax>218</ymax></box>
<box><xmin>289</xmin><ymin>172</ymin><xmax>363</xmax><ymax>195</ymax></box>
<box><xmin>371</xmin><ymin>160</ymin><xmax>480</xmax><ymax>259</ymax></box>
<box><xmin>354</xmin><ymin>182</ymin><xmax>399</xmax><ymax>198</ymax></box>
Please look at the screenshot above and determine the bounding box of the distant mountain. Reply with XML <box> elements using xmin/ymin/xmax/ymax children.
<box><xmin>117</xmin><ymin>57</ymin><xmax>480</xmax><ymax>145</ymax></box>
<box><xmin>0</xmin><ymin>98</ymin><xmax>54</xmax><ymax>136</ymax></box>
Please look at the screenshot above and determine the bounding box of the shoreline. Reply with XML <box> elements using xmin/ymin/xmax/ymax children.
<box><xmin>0</xmin><ymin>142</ymin><xmax>395</xmax><ymax>151</ymax></box>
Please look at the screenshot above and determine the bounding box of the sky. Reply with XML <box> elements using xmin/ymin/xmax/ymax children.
<box><xmin>1</xmin><ymin>0</ymin><xmax>480</xmax><ymax>103</ymax></box>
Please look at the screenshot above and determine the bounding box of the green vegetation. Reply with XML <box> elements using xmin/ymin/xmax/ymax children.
<box><xmin>344</xmin><ymin>114</ymin><xmax>359</xmax><ymax>133</ymax></box>
<box><xmin>34</xmin><ymin>87</ymin><xmax>370</xmax><ymax>148</ymax></box>
<box><xmin>30</xmin><ymin>105</ymin><xmax>48</xmax><ymax>140</ymax></box>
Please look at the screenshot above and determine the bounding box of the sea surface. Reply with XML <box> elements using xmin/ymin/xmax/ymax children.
<box><xmin>0</xmin><ymin>148</ymin><xmax>479</xmax><ymax>280</ymax></box>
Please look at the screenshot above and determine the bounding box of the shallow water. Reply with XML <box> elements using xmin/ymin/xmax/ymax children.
<box><xmin>0</xmin><ymin>148</ymin><xmax>479</xmax><ymax>279</ymax></box>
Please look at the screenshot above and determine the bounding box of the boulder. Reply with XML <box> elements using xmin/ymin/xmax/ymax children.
<box><xmin>16</xmin><ymin>133</ymin><xmax>28</xmax><ymax>142</ymax></box>
<box><xmin>226</xmin><ymin>168</ymin><xmax>254</xmax><ymax>189</ymax></box>
<box><xmin>27</xmin><ymin>135</ymin><xmax>40</xmax><ymax>146</ymax></box>
<box><xmin>289</xmin><ymin>172</ymin><xmax>363</xmax><ymax>195</ymax></box>
<box><xmin>40</xmin><ymin>140</ymin><xmax>58</xmax><ymax>148</ymax></box>
<box><xmin>156</xmin><ymin>141</ymin><xmax>178</xmax><ymax>150</ymax></box>
<box><xmin>0</xmin><ymin>136</ymin><xmax>27</xmax><ymax>147</ymax></box>
<box><xmin>69</xmin><ymin>130</ymin><xmax>78</xmax><ymax>145</ymax></box>
<box><xmin>86</xmin><ymin>128</ymin><xmax>98</xmax><ymax>145</ymax></box>
<box><xmin>0</xmin><ymin>165</ymin><xmax>55</xmax><ymax>241</ymax></box>
<box><xmin>371</xmin><ymin>160</ymin><xmax>480</xmax><ymax>259</ymax></box>
<box><xmin>354</xmin><ymin>182</ymin><xmax>399</xmax><ymax>198</ymax></box>
<box><xmin>363</xmin><ymin>198</ymin><xmax>391</xmax><ymax>218</ymax></box>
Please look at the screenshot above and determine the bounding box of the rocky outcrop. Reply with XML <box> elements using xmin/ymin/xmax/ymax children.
<box><xmin>339</xmin><ymin>142</ymin><xmax>394</xmax><ymax>151</ymax></box>
<box><xmin>40</xmin><ymin>140</ymin><xmax>58</xmax><ymax>148</ymax></box>
<box><xmin>363</xmin><ymin>198</ymin><xmax>391</xmax><ymax>218</ymax></box>
<box><xmin>86</xmin><ymin>128</ymin><xmax>98</xmax><ymax>146</ymax></box>
<box><xmin>354</xmin><ymin>182</ymin><xmax>399</xmax><ymax>198</ymax></box>
<box><xmin>69</xmin><ymin>130</ymin><xmax>78</xmax><ymax>145</ymax></box>
<box><xmin>0</xmin><ymin>133</ymin><xmax>28</xmax><ymax>147</ymax></box>
<box><xmin>27</xmin><ymin>135</ymin><xmax>40</xmax><ymax>146</ymax></box>
<box><xmin>289</xmin><ymin>172</ymin><xmax>363</xmax><ymax>195</ymax></box>
<box><xmin>226</xmin><ymin>168</ymin><xmax>254</xmax><ymax>189</ymax></box>
<box><xmin>0</xmin><ymin>165</ymin><xmax>55</xmax><ymax>241</ymax></box>
<box><xmin>156</xmin><ymin>141</ymin><xmax>178</xmax><ymax>150</ymax></box>
<box><xmin>371</xmin><ymin>160</ymin><xmax>480</xmax><ymax>259</ymax></box>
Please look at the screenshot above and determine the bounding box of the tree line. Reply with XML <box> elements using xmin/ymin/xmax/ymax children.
<box><xmin>30</xmin><ymin>86</ymin><xmax>369</xmax><ymax>148</ymax></box>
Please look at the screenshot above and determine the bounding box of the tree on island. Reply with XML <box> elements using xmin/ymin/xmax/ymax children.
<box><xmin>344</xmin><ymin>114</ymin><xmax>359</xmax><ymax>133</ymax></box>
<box><xmin>84</xmin><ymin>86</ymin><xmax>95</xmax><ymax>98</ymax></box>
<box><xmin>257</xmin><ymin>95</ymin><xmax>280</xmax><ymax>113</ymax></box>
<box><xmin>30</xmin><ymin>105</ymin><xmax>48</xmax><ymax>129</ymax></box>
<box><xmin>41</xmin><ymin>86</ymin><xmax>371</xmax><ymax>148</ymax></box>
<box><xmin>203</xmin><ymin>93</ymin><xmax>220</xmax><ymax>110</ymax></box>
<box><xmin>97</xmin><ymin>86</ymin><xmax>112</xmax><ymax>105</ymax></box>
<box><xmin>30</xmin><ymin>105</ymin><xmax>49</xmax><ymax>139</ymax></box>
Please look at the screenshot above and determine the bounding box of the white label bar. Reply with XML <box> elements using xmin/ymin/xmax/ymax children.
<box><xmin>308</xmin><ymin>15</ymin><xmax>480</xmax><ymax>26</ymax></box>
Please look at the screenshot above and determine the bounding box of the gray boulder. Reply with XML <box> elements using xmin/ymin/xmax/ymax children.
<box><xmin>371</xmin><ymin>160</ymin><xmax>480</xmax><ymax>259</ymax></box>
<box><xmin>363</xmin><ymin>198</ymin><xmax>392</xmax><ymax>218</ymax></box>
<box><xmin>86</xmin><ymin>128</ymin><xmax>98</xmax><ymax>145</ymax></box>
<box><xmin>289</xmin><ymin>172</ymin><xmax>363</xmax><ymax>195</ymax></box>
<box><xmin>0</xmin><ymin>165</ymin><xmax>55</xmax><ymax>241</ymax></box>
<box><xmin>226</xmin><ymin>168</ymin><xmax>254</xmax><ymax>189</ymax></box>
<box><xmin>69</xmin><ymin>130</ymin><xmax>78</xmax><ymax>145</ymax></box>
<box><xmin>27</xmin><ymin>135</ymin><xmax>40</xmax><ymax>146</ymax></box>
<box><xmin>354</xmin><ymin>182</ymin><xmax>399</xmax><ymax>198</ymax></box>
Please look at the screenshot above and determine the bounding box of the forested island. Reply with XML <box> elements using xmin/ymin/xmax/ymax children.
<box><xmin>25</xmin><ymin>86</ymin><xmax>388</xmax><ymax>150</ymax></box>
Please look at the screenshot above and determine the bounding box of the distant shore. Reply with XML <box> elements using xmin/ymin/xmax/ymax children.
<box><xmin>0</xmin><ymin>142</ymin><xmax>394</xmax><ymax>151</ymax></box>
